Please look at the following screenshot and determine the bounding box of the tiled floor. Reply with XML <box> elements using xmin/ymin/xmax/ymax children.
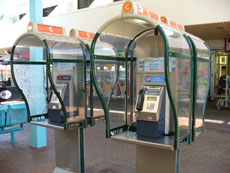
<box><xmin>0</xmin><ymin>100</ymin><xmax>230</xmax><ymax>173</ymax></box>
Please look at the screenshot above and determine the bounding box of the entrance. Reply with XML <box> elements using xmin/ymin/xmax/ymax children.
<box><xmin>215</xmin><ymin>52</ymin><xmax>230</xmax><ymax>97</ymax></box>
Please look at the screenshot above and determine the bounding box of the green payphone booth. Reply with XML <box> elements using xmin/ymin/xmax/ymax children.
<box><xmin>90</xmin><ymin>0</ymin><xmax>211</xmax><ymax>172</ymax></box>
<box><xmin>10</xmin><ymin>23</ymin><xmax>88</xmax><ymax>173</ymax></box>
<box><xmin>10</xmin><ymin>22</ymin><xmax>119</xmax><ymax>173</ymax></box>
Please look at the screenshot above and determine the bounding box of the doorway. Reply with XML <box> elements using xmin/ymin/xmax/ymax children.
<box><xmin>215</xmin><ymin>52</ymin><xmax>230</xmax><ymax>97</ymax></box>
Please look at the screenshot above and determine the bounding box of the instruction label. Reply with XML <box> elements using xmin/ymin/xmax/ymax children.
<box><xmin>138</xmin><ymin>57</ymin><xmax>164</xmax><ymax>72</ymax></box>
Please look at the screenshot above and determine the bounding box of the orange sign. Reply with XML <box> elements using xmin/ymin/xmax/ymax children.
<box><xmin>123</xmin><ymin>2</ymin><xmax>132</xmax><ymax>12</ymax></box>
<box><xmin>161</xmin><ymin>17</ymin><xmax>168</xmax><ymax>24</ymax></box>
<box><xmin>169</xmin><ymin>20</ymin><xmax>177</xmax><ymax>28</ymax></box>
<box><xmin>78</xmin><ymin>30</ymin><xmax>95</xmax><ymax>39</ymax></box>
<box><xmin>177</xmin><ymin>23</ymin><xmax>184</xmax><ymax>31</ymax></box>
<box><xmin>137</xmin><ymin>5</ymin><xmax>159</xmax><ymax>21</ymax></box>
<box><xmin>37</xmin><ymin>24</ymin><xmax>63</xmax><ymax>34</ymax></box>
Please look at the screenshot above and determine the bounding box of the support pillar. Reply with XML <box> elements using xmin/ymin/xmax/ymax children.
<box><xmin>29</xmin><ymin>0</ymin><xmax>47</xmax><ymax>148</ymax></box>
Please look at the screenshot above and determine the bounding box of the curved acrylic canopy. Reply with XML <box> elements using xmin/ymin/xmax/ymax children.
<box><xmin>11</xmin><ymin>31</ymin><xmax>87</xmax><ymax>130</ymax></box>
<box><xmin>90</xmin><ymin>0</ymin><xmax>210</xmax><ymax>150</ymax></box>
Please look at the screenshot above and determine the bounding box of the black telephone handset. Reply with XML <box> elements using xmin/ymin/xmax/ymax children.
<box><xmin>46</xmin><ymin>87</ymin><xmax>53</xmax><ymax>103</ymax></box>
<box><xmin>136</xmin><ymin>88</ymin><xmax>147</xmax><ymax>112</ymax></box>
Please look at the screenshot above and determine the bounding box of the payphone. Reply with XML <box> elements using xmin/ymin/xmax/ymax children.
<box><xmin>89</xmin><ymin>1</ymin><xmax>211</xmax><ymax>172</ymax></box>
<box><xmin>47</xmin><ymin>63</ymin><xmax>78</xmax><ymax>123</ymax></box>
<box><xmin>135</xmin><ymin>85</ymin><xmax>165</xmax><ymax>138</ymax></box>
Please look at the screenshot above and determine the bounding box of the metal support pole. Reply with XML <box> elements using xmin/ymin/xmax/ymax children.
<box><xmin>11</xmin><ymin>131</ymin><xmax>15</xmax><ymax>144</ymax></box>
<box><xmin>210</xmin><ymin>52</ymin><xmax>215</xmax><ymax>101</ymax></box>
<box><xmin>225</xmin><ymin>75</ymin><xmax>229</xmax><ymax>107</ymax></box>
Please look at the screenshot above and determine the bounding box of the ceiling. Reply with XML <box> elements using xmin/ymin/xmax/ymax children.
<box><xmin>185</xmin><ymin>21</ymin><xmax>230</xmax><ymax>41</ymax></box>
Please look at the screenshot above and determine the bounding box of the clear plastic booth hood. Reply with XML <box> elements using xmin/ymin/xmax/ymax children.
<box><xmin>90</xmin><ymin>0</ymin><xmax>211</xmax><ymax>151</ymax></box>
<box><xmin>10</xmin><ymin>23</ymin><xmax>87</xmax><ymax>130</ymax></box>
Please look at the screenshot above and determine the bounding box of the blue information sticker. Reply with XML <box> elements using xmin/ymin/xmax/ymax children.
<box><xmin>144</xmin><ymin>76</ymin><xmax>165</xmax><ymax>83</ymax></box>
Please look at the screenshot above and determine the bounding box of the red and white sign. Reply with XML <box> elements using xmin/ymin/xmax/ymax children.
<box><xmin>225</xmin><ymin>38</ymin><xmax>230</xmax><ymax>52</ymax></box>
<box><xmin>78</xmin><ymin>30</ymin><xmax>95</xmax><ymax>39</ymax></box>
<box><xmin>37</xmin><ymin>24</ymin><xmax>63</xmax><ymax>34</ymax></box>
<box><xmin>137</xmin><ymin>5</ymin><xmax>159</xmax><ymax>21</ymax></box>
<box><xmin>121</xmin><ymin>1</ymin><xmax>185</xmax><ymax>31</ymax></box>
<box><xmin>0</xmin><ymin>90</ymin><xmax>12</xmax><ymax>99</ymax></box>
<box><xmin>27</xmin><ymin>22</ymin><xmax>64</xmax><ymax>35</ymax></box>
<box><xmin>161</xmin><ymin>16</ymin><xmax>185</xmax><ymax>31</ymax></box>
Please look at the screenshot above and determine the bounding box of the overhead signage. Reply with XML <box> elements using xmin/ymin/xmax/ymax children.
<box><xmin>122</xmin><ymin>0</ymin><xmax>160</xmax><ymax>21</ymax></box>
<box><xmin>70</xmin><ymin>29</ymin><xmax>95</xmax><ymax>39</ymax></box>
<box><xmin>161</xmin><ymin>16</ymin><xmax>185</xmax><ymax>31</ymax></box>
<box><xmin>122</xmin><ymin>1</ymin><xmax>185</xmax><ymax>31</ymax></box>
<box><xmin>27</xmin><ymin>22</ymin><xmax>64</xmax><ymax>35</ymax></box>
<box><xmin>78</xmin><ymin>30</ymin><xmax>95</xmax><ymax>39</ymax></box>
<box><xmin>137</xmin><ymin>5</ymin><xmax>159</xmax><ymax>21</ymax></box>
<box><xmin>37</xmin><ymin>24</ymin><xmax>63</xmax><ymax>34</ymax></box>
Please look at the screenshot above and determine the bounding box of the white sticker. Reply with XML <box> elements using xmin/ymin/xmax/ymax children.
<box><xmin>0</xmin><ymin>90</ymin><xmax>12</xmax><ymax>99</ymax></box>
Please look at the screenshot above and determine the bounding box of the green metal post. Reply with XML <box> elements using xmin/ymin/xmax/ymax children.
<box><xmin>80</xmin><ymin>128</ymin><xmax>85</xmax><ymax>173</ymax></box>
<box><xmin>156</xmin><ymin>25</ymin><xmax>179</xmax><ymax>150</ymax></box>
<box><xmin>188</xmin><ymin>36</ymin><xmax>198</xmax><ymax>142</ymax></box>
<box><xmin>90</xmin><ymin>33</ymin><xmax>111</xmax><ymax>138</ymax></box>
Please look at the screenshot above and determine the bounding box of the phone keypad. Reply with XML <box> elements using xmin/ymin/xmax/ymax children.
<box><xmin>147</xmin><ymin>103</ymin><xmax>155</xmax><ymax>110</ymax></box>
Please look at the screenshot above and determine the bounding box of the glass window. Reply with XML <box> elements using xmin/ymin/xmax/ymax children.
<box><xmin>19</xmin><ymin>13</ymin><xmax>26</xmax><ymax>20</ymax></box>
<box><xmin>78</xmin><ymin>0</ymin><xmax>94</xmax><ymax>9</ymax></box>
<box><xmin>13</xmin><ymin>35</ymin><xmax>47</xmax><ymax>116</ymax></box>
<box><xmin>192</xmin><ymin>39</ymin><xmax>210</xmax><ymax>136</ymax></box>
<box><xmin>193</xmin><ymin>39</ymin><xmax>209</xmax><ymax>58</ymax></box>
<box><xmin>169</xmin><ymin>57</ymin><xmax>192</xmax><ymax>137</ymax></box>
<box><xmin>162</xmin><ymin>26</ymin><xmax>191</xmax><ymax>56</ymax></box>
<box><xmin>14</xmin><ymin>35</ymin><xmax>46</xmax><ymax>62</ymax></box>
<box><xmin>195</xmin><ymin>61</ymin><xmax>209</xmax><ymax>134</ymax></box>
<box><xmin>99</xmin><ymin>33</ymin><xmax>131</xmax><ymax>58</ymax></box>
<box><xmin>43</xmin><ymin>5</ymin><xmax>57</xmax><ymax>17</ymax></box>
<box><xmin>46</xmin><ymin>40</ymin><xmax>83</xmax><ymax>60</ymax></box>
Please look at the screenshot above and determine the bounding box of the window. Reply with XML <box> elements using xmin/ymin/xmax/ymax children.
<box><xmin>78</xmin><ymin>0</ymin><xmax>94</xmax><ymax>9</ymax></box>
<box><xmin>19</xmin><ymin>13</ymin><xmax>26</xmax><ymax>20</ymax></box>
<box><xmin>43</xmin><ymin>5</ymin><xmax>57</xmax><ymax>17</ymax></box>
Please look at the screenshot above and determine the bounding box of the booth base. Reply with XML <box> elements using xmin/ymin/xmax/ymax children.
<box><xmin>31</xmin><ymin>120</ymin><xmax>81</xmax><ymax>173</ymax></box>
<box><xmin>53</xmin><ymin>167</ymin><xmax>75</xmax><ymax>173</ymax></box>
<box><xmin>136</xmin><ymin>145</ymin><xmax>178</xmax><ymax>173</ymax></box>
<box><xmin>54</xmin><ymin>129</ymin><xmax>80</xmax><ymax>173</ymax></box>
<box><xmin>112</xmin><ymin>131</ymin><xmax>179</xmax><ymax>173</ymax></box>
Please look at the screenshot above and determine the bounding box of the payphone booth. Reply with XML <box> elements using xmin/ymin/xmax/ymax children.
<box><xmin>90</xmin><ymin>0</ymin><xmax>211</xmax><ymax>172</ymax></box>
<box><xmin>10</xmin><ymin>23</ymin><xmax>87</xmax><ymax>173</ymax></box>
<box><xmin>69</xmin><ymin>29</ymin><xmax>117</xmax><ymax>126</ymax></box>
